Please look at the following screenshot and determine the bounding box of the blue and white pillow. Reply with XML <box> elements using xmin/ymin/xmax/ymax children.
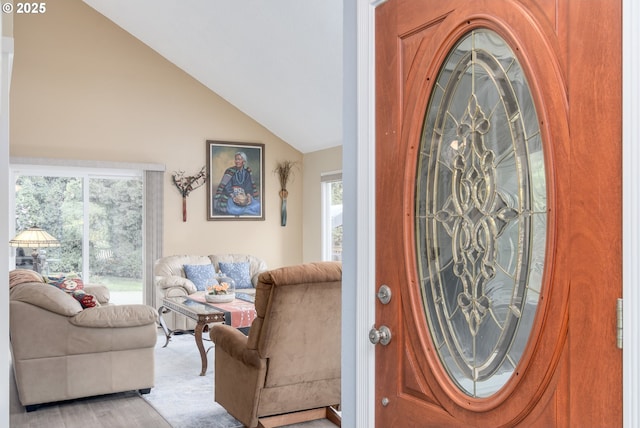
<box><xmin>183</xmin><ymin>264</ymin><xmax>217</xmax><ymax>291</ymax></box>
<box><xmin>219</xmin><ymin>261</ymin><xmax>252</xmax><ymax>289</ymax></box>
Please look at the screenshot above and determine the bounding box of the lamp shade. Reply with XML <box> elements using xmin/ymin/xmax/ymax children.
<box><xmin>9</xmin><ymin>226</ymin><xmax>60</xmax><ymax>248</ymax></box>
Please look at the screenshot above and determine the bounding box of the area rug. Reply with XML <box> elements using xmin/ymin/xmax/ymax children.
<box><xmin>143</xmin><ymin>331</ymin><xmax>244</xmax><ymax>428</ymax></box>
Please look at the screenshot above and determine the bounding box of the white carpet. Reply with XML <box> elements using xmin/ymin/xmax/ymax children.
<box><xmin>144</xmin><ymin>330</ymin><xmax>244</xmax><ymax>428</ymax></box>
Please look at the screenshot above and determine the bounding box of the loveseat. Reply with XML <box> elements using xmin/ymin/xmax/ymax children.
<box><xmin>9</xmin><ymin>270</ymin><xmax>158</xmax><ymax>411</ymax></box>
<box><xmin>154</xmin><ymin>254</ymin><xmax>268</xmax><ymax>330</ymax></box>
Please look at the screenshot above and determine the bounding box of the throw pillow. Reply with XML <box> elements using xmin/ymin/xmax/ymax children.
<box><xmin>183</xmin><ymin>264</ymin><xmax>217</xmax><ymax>291</ymax></box>
<box><xmin>72</xmin><ymin>290</ymin><xmax>99</xmax><ymax>309</ymax></box>
<box><xmin>219</xmin><ymin>261</ymin><xmax>252</xmax><ymax>289</ymax></box>
<box><xmin>48</xmin><ymin>275</ymin><xmax>84</xmax><ymax>293</ymax></box>
<box><xmin>9</xmin><ymin>269</ymin><xmax>44</xmax><ymax>288</ymax></box>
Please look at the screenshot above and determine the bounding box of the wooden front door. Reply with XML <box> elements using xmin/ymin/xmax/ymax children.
<box><xmin>374</xmin><ymin>0</ymin><xmax>622</xmax><ymax>427</ymax></box>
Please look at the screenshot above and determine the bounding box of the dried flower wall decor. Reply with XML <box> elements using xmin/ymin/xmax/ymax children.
<box><xmin>273</xmin><ymin>160</ymin><xmax>298</xmax><ymax>226</ymax></box>
<box><xmin>172</xmin><ymin>166</ymin><xmax>207</xmax><ymax>222</ymax></box>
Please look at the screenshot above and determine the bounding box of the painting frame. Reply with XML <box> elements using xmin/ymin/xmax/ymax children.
<box><xmin>206</xmin><ymin>140</ymin><xmax>265</xmax><ymax>221</ymax></box>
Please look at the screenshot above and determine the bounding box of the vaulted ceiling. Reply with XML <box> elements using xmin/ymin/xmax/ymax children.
<box><xmin>83</xmin><ymin>0</ymin><xmax>343</xmax><ymax>154</ymax></box>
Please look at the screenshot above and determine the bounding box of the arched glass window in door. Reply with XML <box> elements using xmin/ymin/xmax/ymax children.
<box><xmin>415</xmin><ymin>29</ymin><xmax>547</xmax><ymax>398</ymax></box>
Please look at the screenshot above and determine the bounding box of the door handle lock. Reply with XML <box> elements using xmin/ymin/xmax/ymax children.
<box><xmin>369</xmin><ymin>325</ymin><xmax>392</xmax><ymax>346</ymax></box>
<box><xmin>377</xmin><ymin>285</ymin><xmax>392</xmax><ymax>304</ymax></box>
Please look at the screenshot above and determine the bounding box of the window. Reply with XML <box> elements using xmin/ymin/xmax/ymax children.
<box><xmin>10</xmin><ymin>160</ymin><xmax>164</xmax><ymax>306</ymax></box>
<box><xmin>414</xmin><ymin>29</ymin><xmax>546</xmax><ymax>397</ymax></box>
<box><xmin>321</xmin><ymin>172</ymin><xmax>343</xmax><ymax>261</ymax></box>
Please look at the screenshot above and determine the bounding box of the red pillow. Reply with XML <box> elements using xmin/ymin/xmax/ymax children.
<box><xmin>72</xmin><ymin>290</ymin><xmax>98</xmax><ymax>309</ymax></box>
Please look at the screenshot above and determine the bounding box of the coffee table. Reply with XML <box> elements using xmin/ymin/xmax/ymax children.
<box><xmin>158</xmin><ymin>295</ymin><xmax>256</xmax><ymax>376</ymax></box>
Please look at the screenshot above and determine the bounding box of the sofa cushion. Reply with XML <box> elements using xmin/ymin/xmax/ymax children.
<box><xmin>154</xmin><ymin>255</ymin><xmax>212</xmax><ymax>278</ymax></box>
<box><xmin>10</xmin><ymin>282</ymin><xmax>83</xmax><ymax>316</ymax></box>
<box><xmin>70</xmin><ymin>304</ymin><xmax>158</xmax><ymax>328</ymax></box>
<box><xmin>83</xmin><ymin>284</ymin><xmax>111</xmax><ymax>304</ymax></box>
<box><xmin>183</xmin><ymin>263</ymin><xmax>217</xmax><ymax>291</ymax></box>
<box><xmin>9</xmin><ymin>269</ymin><xmax>44</xmax><ymax>288</ymax></box>
<box><xmin>219</xmin><ymin>261</ymin><xmax>252</xmax><ymax>289</ymax></box>
<box><xmin>209</xmin><ymin>254</ymin><xmax>268</xmax><ymax>287</ymax></box>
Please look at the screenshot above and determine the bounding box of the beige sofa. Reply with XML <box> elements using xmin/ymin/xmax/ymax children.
<box><xmin>210</xmin><ymin>261</ymin><xmax>342</xmax><ymax>428</ymax></box>
<box><xmin>9</xmin><ymin>272</ymin><xmax>158</xmax><ymax>411</ymax></box>
<box><xmin>154</xmin><ymin>254</ymin><xmax>267</xmax><ymax>330</ymax></box>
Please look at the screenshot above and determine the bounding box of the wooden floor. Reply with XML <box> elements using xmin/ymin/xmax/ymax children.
<box><xmin>9</xmin><ymin>368</ymin><xmax>172</xmax><ymax>428</ymax></box>
<box><xmin>10</xmin><ymin>392</ymin><xmax>173</xmax><ymax>427</ymax></box>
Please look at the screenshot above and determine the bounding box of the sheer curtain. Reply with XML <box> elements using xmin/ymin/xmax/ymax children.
<box><xmin>144</xmin><ymin>169</ymin><xmax>163</xmax><ymax>306</ymax></box>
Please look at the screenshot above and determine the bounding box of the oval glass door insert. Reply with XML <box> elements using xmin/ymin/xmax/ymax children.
<box><xmin>415</xmin><ymin>29</ymin><xmax>547</xmax><ymax>398</ymax></box>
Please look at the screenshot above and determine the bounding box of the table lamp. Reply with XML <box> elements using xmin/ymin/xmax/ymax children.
<box><xmin>9</xmin><ymin>226</ymin><xmax>60</xmax><ymax>273</ymax></box>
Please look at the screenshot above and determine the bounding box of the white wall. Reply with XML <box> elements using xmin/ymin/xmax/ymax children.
<box><xmin>302</xmin><ymin>145</ymin><xmax>342</xmax><ymax>263</ymax></box>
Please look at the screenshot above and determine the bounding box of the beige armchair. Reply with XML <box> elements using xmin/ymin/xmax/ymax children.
<box><xmin>9</xmin><ymin>271</ymin><xmax>158</xmax><ymax>411</ymax></box>
<box><xmin>209</xmin><ymin>261</ymin><xmax>342</xmax><ymax>428</ymax></box>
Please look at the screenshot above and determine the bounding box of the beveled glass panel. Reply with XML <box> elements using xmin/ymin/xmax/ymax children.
<box><xmin>415</xmin><ymin>29</ymin><xmax>547</xmax><ymax>397</ymax></box>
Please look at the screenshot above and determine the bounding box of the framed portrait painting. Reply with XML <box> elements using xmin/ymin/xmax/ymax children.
<box><xmin>206</xmin><ymin>140</ymin><xmax>265</xmax><ymax>221</ymax></box>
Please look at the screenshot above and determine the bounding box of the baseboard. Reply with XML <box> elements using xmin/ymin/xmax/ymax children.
<box><xmin>258</xmin><ymin>406</ymin><xmax>341</xmax><ymax>428</ymax></box>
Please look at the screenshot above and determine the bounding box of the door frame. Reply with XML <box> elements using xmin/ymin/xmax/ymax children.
<box><xmin>344</xmin><ymin>0</ymin><xmax>639</xmax><ymax>426</ymax></box>
<box><xmin>622</xmin><ymin>0</ymin><xmax>640</xmax><ymax>426</ymax></box>
<box><xmin>341</xmin><ymin>1</ymin><xmax>378</xmax><ymax>428</ymax></box>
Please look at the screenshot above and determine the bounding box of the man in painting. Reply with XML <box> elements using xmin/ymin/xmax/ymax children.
<box><xmin>213</xmin><ymin>151</ymin><xmax>261</xmax><ymax>216</ymax></box>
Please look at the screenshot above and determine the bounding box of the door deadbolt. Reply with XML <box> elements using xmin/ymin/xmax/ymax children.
<box><xmin>369</xmin><ymin>325</ymin><xmax>392</xmax><ymax>346</ymax></box>
<box><xmin>377</xmin><ymin>284</ymin><xmax>392</xmax><ymax>304</ymax></box>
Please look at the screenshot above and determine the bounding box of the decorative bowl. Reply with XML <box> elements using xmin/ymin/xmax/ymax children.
<box><xmin>205</xmin><ymin>292</ymin><xmax>235</xmax><ymax>303</ymax></box>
